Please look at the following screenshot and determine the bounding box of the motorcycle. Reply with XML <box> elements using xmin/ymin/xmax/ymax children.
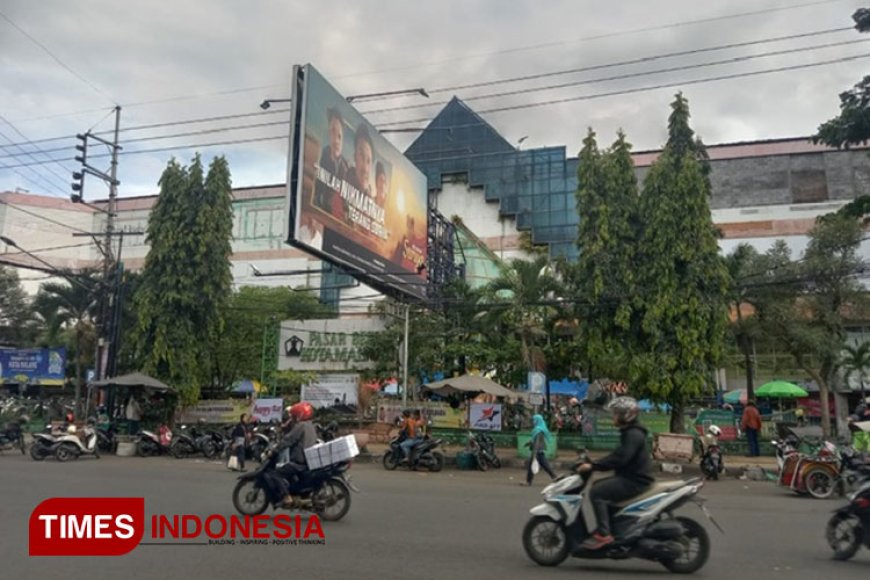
<box><xmin>316</xmin><ymin>421</ymin><xmax>340</xmax><ymax>443</ymax></box>
<box><xmin>522</xmin><ymin>452</ymin><xmax>719</xmax><ymax>573</ymax></box>
<box><xmin>699</xmin><ymin>431</ymin><xmax>725</xmax><ymax>480</ymax></box>
<box><xmin>382</xmin><ymin>433</ymin><xmax>445</xmax><ymax>472</ymax></box>
<box><xmin>248</xmin><ymin>425</ymin><xmax>278</xmax><ymax>462</ymax></box>
<box><xmin>51</xmin><ymin>424</ymin><xmax>100</xmax><ymax>462</ymax></box>
<box><xmin>136</xmin><ymin>426</ymin><xmax>173</xmax><ymax>457</ymax></box>
<box><xmin>826</xmin><ymin>469</ymin><xmax>870</xmax><ymax>560</ymax></box>
<box><xmin>170</xmin><ymin>425</ymin><xmax>202</xmax><ymax>459</ymax></box>
<box><xmin>0</xmin><ymin>420</ymin><xmax>25</xmax><ymax>455</ymax></box>
<box><xmin>232</xmin><ymin>442</ymin><xmax>358</xmax><ymax>522</ymax></box>
<box><xmin>772</xmin><ymin>437</ymin><xmax>840</xmax><ymax>499</ymax></box>
<box><xmin>199</xmin><ymin>428</ymin><xmax>227</xmax><ymax>459</ymax></box>
<box><xmin>30</xmin><ymin>425</ymin><xmax>59</xmax><ymax>461</ymax></box>
<box><xmin>97</xmin><ymin>424</ymin><xmax>118</xmax><ymax>454</ymax></box>
<box><xmin>467</xmin><ymin>431</ymin><xmax>501</xmax><ymax>471</ymax></box>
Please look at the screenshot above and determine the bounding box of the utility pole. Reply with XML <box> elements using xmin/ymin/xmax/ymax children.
<box><xmin>402</xmin><ymin>304</ymin><xmax>410</xmax><ymax>406</ymax></box>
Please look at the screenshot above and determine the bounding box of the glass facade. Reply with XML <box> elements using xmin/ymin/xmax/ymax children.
<box><xmin>405</xmin><ymin>97</ymin><xmax>580</xmax><ymax>261</ymax></box>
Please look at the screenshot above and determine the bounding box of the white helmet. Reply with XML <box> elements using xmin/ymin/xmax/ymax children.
<box><xmin>66</xmin><ymin>425</ymin><xmax>77</xmax><ymax>434</ymax></box>
<box><xmin>607</xmin><ymin>396</ymin><xmax>639</xmax><ymax>425</ymax></box>
<box><xmin>707</xmin><ymin>425</ymin><xmax>722</xmax><ymax>437</ymax></box>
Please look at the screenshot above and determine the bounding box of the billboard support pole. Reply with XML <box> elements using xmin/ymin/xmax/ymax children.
<box><xmin>402</xmin><ymin>304</ymin><xmax>410</xmax><ymax>406</ymax></box>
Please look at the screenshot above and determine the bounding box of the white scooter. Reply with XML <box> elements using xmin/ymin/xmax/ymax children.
<box><xmin>51</xmin><ymin>423</ymin><xmax>100</xmax><ymax>462</ymax></box>
<box><xmin>522</xmin><ymin>453</ymin><xmax>721</xmax><ymax>574</ymax></box>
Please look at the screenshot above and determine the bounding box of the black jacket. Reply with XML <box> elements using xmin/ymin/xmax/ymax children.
<box><xmin>592</xmin><ymin>422</ymin><xmax>654</xmax><ymax>486</ymax></box>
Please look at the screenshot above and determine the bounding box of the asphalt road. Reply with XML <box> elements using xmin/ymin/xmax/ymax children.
<box><xmin>1</xmin><ymin>452</ymin><xmax>867</xmax><ymax>580</ymax></box>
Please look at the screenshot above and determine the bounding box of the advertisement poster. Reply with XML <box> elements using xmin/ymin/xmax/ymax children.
<box><xmin>288</xmin><ymin>64</ymin><xmax>428</xmax><ymax>300</ymax></box>
<box><xmin>176</xmin><ymin>399</ymin><xmax>251</xmax><ymax>424</ymax></box>
<box><xmin>0</xmin><ymin>348</ymin><xmax>66</xmax><ymax>386</ymax></box>
<box><xmin>376</xmin><ymin>402</ymin><xmax>467</xmax><ymax>429</ymax></box>
<box><xmin>301</xmin><ymin>374</ymin><xmax>359</xmax><ymax>409</ymax></box>
<box><xmin>278</xmin><ymin>318</ymin><xmax>385</xmax><ymax>372</ymax></box>
<box><xmin>250</xmin><ymin>398</ymin><xmax>284</xmax><ymax>424</ymax></box>
<box><xmin>469</xmin><ymin>403</ymin><xmax>502</xmax><ymax>431</ymax></box>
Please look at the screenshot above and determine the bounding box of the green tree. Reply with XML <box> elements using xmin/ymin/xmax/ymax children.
<box><xmin>726</xmin><ymin>244</ymin><xmax>763</xmax><ymax>400</ymax></box>
<box><xmin>32</xmin><ymin>270</ymin><xmax>101</xmax><ymax>411</ymax></box>
<box><xmin>132</xmin><ymin>155</ymin><xmax>234</xmax><ymax>405</ymax></box>
<box><xmin>813</xmin><ymin>9</ymin><xmax>870</xmax><ymax>148</ymax></box>
<box><xmin>633</xmin><ymin>94</ymin><xmax>731</xmax><ymax>433</ymax></box>
<box><xmin>750</xmin><ymin>215</ymin><xmax>866</xmax><ymax>436</ymax></box>
<box><xmin>841</xmin><ymin>341</ymin><xmax>870</xmax><ymax>402</ymax></box>
<box><xmin>211</xmin><ymin>286</ymin><xmax>333</xmax><ymax>391</ymax></box>
<box><xmin>0</xmin><ymin>265</ymin><xmax>35</xmax><ymax>346</ymax></box>
<box><xmin>482</xmin><ymin>256</ymin><xmax>563</xmax><ymax>376</ymax></box>
<box><xmin>575</xmin><ymin>129</ymin><xmax>640</xmax><ymax>379</ymax></box>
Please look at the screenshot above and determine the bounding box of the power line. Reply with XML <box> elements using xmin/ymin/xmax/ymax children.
<box><xmin>332</xmin><ymin>0</ymin><xmax>851</xmax><ymax>80</ymax></box>
<box><xmin>0</xmin><ymin>8</ymin><xmax>113</xmax><ymax>103</ymax></box>
<box><xmin>0</xmin><ymin>154</ymin><xmax>67</xmax><ymax>197</ymax></box>
<box><xmin>0</xmin><ymin>199</ymin><xmax>92</xmax><ymax>235</ymax></box>
<box><xmin>363</xmin><ymin>36</ymin><xmax>868</xmax><ymax>116</ymax></box>
<box><xmin>0</xmin><ymin>112</ymin><xmax>75</xmax><ymax>185</ymax></box>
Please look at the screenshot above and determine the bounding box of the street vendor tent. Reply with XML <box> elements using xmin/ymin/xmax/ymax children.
<box><xmin>91</xmin><ymin>372</ymin><xmax>174</xmax><ymax>392</ymax></box>
<box><xmin>422</xmin><ymin>375</ymin><xmax>516</xmax><ymax>399</ymax></box>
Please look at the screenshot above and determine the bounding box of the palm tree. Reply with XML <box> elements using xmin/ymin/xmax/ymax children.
<box><xmin>841</xmin><ymin>341</ymin><xmax>870</xmax><ymax>402</ymax></box>
<box><xmin>33</xmin><ymin>269</ymin><xmax>101</xmax><ymax>414</ymax></box>
<box><xmin>481</xmin><ymin>256</ymin><xmax>563</xmax><ymax>375</ymax></box>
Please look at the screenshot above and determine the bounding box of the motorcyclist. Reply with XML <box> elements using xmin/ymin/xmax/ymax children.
<box><xmin>701</xmin><ymin>425</ymin><xmax>721</xmax><ymax>454</ymax></box>
<box><xmin>577</xmin><ymin>396</ymin><xmax>654</xmax><ymax>550</ymax></box>
<box><xmin>272</xmin><ymin>402</ymin><xmax>318</xmax><ymax>507</ymax></box>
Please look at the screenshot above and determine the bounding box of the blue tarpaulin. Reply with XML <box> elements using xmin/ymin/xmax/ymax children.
<box><xmin>547</xmin><ymin>379</ymin><xmax>589</xmax><ymax>399</ymax></box>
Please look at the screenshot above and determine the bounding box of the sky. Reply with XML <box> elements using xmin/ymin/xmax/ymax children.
<box><xmin>0</xmin><ymin>0</ymin><xmax>867</xmax><ymax>199</ymax></box>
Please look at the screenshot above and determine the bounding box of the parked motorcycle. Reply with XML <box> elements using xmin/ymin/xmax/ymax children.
<box><xmin>97</xmin><ymin>424</ymin><xmax>118</xmax><ymax>454</ymax></box>
<box><xmin>232</xmin><ymin>442</ymin><xmax>358</xmax><ymax>521</ymax></box>
<box><xmin>826</xmin><ymin>469</ymin><xmax>870</xmax><ymax>560</ymax></box>
<box><xmin>51</xmin><ymin>424</ymin><xmax>100</xmax><ymax>462</ymax></box>
<box><xmin>136</xmin><ymin>426</ymin><xmax>173</xmax><ymax>457</ymax></box>
<box><xmin>170</xmin><ymin>425</ymin><xmax>202</xmax><ymax>459</ymax></box>
<box><xmin>248</xmin><ymin>425</ymin><xmax>278</xmax><ymax>462</ymax></box>
<box><xmin>700</xmin><ymin>426</ymin><xmax>725</xmax><ymax>480</ymax></box>
<box><xmin>316</xmin><ymin>421</ymin><xmax>340</xmax><ymax>443</ymax></box>
<box><xmin>773</xmin><ymin>437</ymin><xmax>840</xmax><ymax>499</ymax></box>
<box><xmin>383</xmin><ymin>433</ymin><xmax>444</xmax><ymax>472</ymax></box>
<box><xmin>0</xmin><ymin>419</ymin><xmax>25</xmax><ymax>455</ymax></box>
<box><xmin>522</xmin><ymin>451</ymin><xmax>719</xmax><ymax>573</ymax></box>
<box><xmin>30</xmin><ymin>424</ymin><xmax>61</xmax><ymax>460</ymax></box>
<box><xmin>468</xmin><ymin>431</ymin><xmax>501</xmax><ymax>471</ymax></box>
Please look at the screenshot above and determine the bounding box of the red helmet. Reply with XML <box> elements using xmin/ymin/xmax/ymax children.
<box><xmin>289</xmin><ymin>402</ymin><xmax>314</xmax><ymax>422</ymax></box>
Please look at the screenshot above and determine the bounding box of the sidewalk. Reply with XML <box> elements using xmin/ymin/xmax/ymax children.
<box><xmin>357</xmin><ymin>442</ymin><xmax>780</xmax><ymax>479</ymax></box>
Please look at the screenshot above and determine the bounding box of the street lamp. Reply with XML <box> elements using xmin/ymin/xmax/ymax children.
<box><xmin>260</xmin><ymin>99</ymin><xmax>292</xmax><ymax>110</ymax></box>
<box><xmin>346</xmin><ymin>88</ymin><xmax>428</xmax><ymax>103</ymax></box>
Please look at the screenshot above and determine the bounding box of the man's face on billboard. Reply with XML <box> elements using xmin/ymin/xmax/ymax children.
<box><xmin>376</xmin><ymin>172</ymin><xmax>387</xmax><ymax>198</ymax></box>
<box><xmin>328</xmin><ymin>116</ymin><xmax>343</xmax><ymax>159</ymax></box>
<box><xmin>355</xmin><ymin>138</ymin><xmax>373</xmax><ymax>188</ymax></box>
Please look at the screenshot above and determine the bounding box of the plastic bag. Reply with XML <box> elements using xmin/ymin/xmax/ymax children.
<box><xmin>531</xmin><ymin>456</ymin><xmax>540</xmax><ymax>475</ymax></box>
<box><xmin>227</xmin><ymin>455</ymin><xmax>239</xmax><ymax>471</ymax></box>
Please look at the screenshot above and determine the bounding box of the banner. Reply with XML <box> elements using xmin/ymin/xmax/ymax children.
<box><xmin>278</xmin><ymin>318</ymin><xmax>385</xmax><ymax>372</ymax></box>
<box><xmin>376</xmin><ymin>402</ymin><xmax>467</xmax><ymax>429</ymax></box>
<box><xmin>286</xmin><ymin>64</ymin><xmax>428</xmax><ymax>300</ymax></box>
<box><xmin>176</xmin><ymin>400</ymin><xmax>251</xmax><ymax>424</ymax></box>
<box><xmin>0</xmin><ymin>348</ymin><xmax>66</xmax><ymax>386</ymax></box>
<box><xmin>250</xmin><ymin>398</ymin><xmax>284</xmax><ymax>424</ymax></box>
<box><xmin>469</xmin><ymin>403</ymin><xmax>502</xmax><ymax>431</ymax></box>
<box><xmin>301</xmin><ymin>374</ymin><xmax>359</xmax><ymax>409</ymax></box>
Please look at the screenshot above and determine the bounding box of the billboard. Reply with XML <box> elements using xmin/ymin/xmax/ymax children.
<box><xmin>0</xmin><ymin>348</ymin><xmax>66</xmax><ymax>386</ymax></box>
<box><xmin>469</xmin><ymin>403</ymin><xmax>503</xmax><ymax>431</ymax></box>
<box><xmin>278</xmin><ymin>318</ymin><xmax>386</xmax><ymax>372</ymax></box>
<box><xmin>285</xmin><ymin>64</ymin><xmax>429</xmax><ymax>300</ymax></box>
<box><xmin>301</xmin><ymin>374</ymin><xmax>359</xmax><ymax>409</ymax></box>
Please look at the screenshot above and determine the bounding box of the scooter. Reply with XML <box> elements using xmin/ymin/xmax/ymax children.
<box><xmin>826</xmin><ymin>469</ymin><xmax>870</xmax><ymax>560</ymax></box>
<box><xmin>382</xmin><ymin>433</ymin><xmax>445</xmax><ymax>472</ymax></box>
<box><xmin>51</xmin><ymin>424</ymin><xmax>100</xmax><ymax>462</ymax></box>
<box><xmin>522</xmin><ymin>452</ymin><xmax>719</xmax><ymax>574</ymax></box>
<box><xmin>468</xmin><ymin>430</ymin><xmax>501</xmax><ymax>471</ymax></box>
<box><xmin>0</xmin><ymin>420</ymin><xmax>25</xmax><ymax>455</ymax></box>
<box><xmin>136</xmin><ymin>426</ymin><xmax>173</xmax><ymax>457</ymax></box>
<box><xmin>232</xmin><ymin>442</ymin><xmax>358</xmax><ymax>522</ymax></box>
<box><xmin>170</xmin><ymin>425</ymin><xmax>201</xmax><ymax>458</ymax></box>
<box><xmin>699</xmin><ymin>427</ymin><xmax>725</xmax><ymax>480</ymax></box>
<box><xmin>30</xmin><ymin>425</ymin><xmax>59</xmax><ymax>461</ymax></box>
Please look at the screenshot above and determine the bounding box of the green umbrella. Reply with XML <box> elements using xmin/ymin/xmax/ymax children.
<box><xmin>755</xmin><ymin>381</ymin><xmax>808</xmax><ymax>398</ymax></box>
<box><xmin>723</xmin><ymin>389</ymin><xmax>747</xmax><ymax>404</ymax></box>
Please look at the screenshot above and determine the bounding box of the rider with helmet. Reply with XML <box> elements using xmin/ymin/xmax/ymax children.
<box><xmin>272</xmin><ymin>402</ymin><xmax>318</xmax><ymax>507</ymax></box>
<box><xmin>702</xmin><ymin>424</ymin><xmax>722</xmax><ymax>453</ymax></box>
<box><xmin>577</xmin><ymin>396</ymin><xmax>654</xmax><ymax>550</ymax></box>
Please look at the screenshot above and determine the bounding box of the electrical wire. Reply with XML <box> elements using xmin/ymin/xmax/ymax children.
<box><xmin>0</xmin><ymin>199</ymin><xmax>92</xmax><ymax>234</ymax></box>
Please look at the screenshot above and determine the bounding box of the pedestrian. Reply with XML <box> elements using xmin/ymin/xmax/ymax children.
<box><xmin>523</xmin><ymin>414</ymin><xmax>557</xmax><ymax>486</ymax></box>
<box><xmin>230</xmin><ymin>413</ymin><xmax>250</xmax><ymax>471</ymax></box>
<box><xmin>125</xmin><ymin>396</ymin><xmax>141</xmax><ymax>435</ymax></box>
<box><xmin>741</xmin><ymin>399</ymin><xmax>762</xmax><ymax>457</ymax></box>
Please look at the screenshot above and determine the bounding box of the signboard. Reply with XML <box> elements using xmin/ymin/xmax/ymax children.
<box><xmin>376</xmin><ymin>402</ymin><xmax>467</xmax><ymax>429</ymax></box>
<box><xmin>176</xmin><ymin>399</ymin><xmax>250</xmax><ymax>424</ymax></box>
<box><xmin>469</xmin><ymin>403</ymin><xmax>502</xmax><ymax>431</ymax></box>
<box><xmin>278</xmin><ymin>318</ymin><xmax>385</xmax><ymax>372</ymax></box>
<box><xmin>285</xmin><ymin>64</ymin><xmax>429</xmax><ymax>300</ymax></box>
<box><xmin>301</xmin><ymin>374</ymin><xmax>359</xmax><ymax>409</ymax></box>
<box><xmin>250</xmin><ymin>398</ymin><xmax>284</xmax><ymax>424</ymax></box>
<box><xmin>528</xmin><ymin>372</ymin><xmax>546</xmax><ymax>393</ymax></box>
<box><xmin>0</xmin><ymin>348</ymin><xmax>66</xmax><ymax>386</ymax></box>
<box><xmin>528</xmin><ymin>393</ymin><xmax>544</xmax><ymax>407</ymax></box>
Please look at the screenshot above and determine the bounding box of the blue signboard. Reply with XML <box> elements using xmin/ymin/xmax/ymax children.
<box><xmin>0</xmin><ymin>348</ymin><xmax>66</xmax><ymax>385</ymax></box>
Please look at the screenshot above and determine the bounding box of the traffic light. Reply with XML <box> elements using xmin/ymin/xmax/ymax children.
<box><xmin>71</xmin><ymin>133</ymin><xmax>88</xmax><ymax>198</ymax></box>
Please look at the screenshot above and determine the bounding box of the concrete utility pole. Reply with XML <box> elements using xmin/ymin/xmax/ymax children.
<box><xmin>402</xmin><ymin>304</ymin><xmax>410</xmax><ymax>406</ymax></box>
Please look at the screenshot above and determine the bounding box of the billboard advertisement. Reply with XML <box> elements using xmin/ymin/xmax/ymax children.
<box><xmin>277</xmin><ymin>317</ymin><xmax>386</xmax><ymax>372</ymax></box>
<box><xmin>285</xmin><ymin>64</ymin><xmax>429</xmax><ymax>300</ymax></box>
<box><xmin>301</xmin><ymin>374</ymin><xmax>359</xmax><ymax>409</ymax></box>
<box><xmin>0</xmin><ymin>348</ymin><xmax>66</xmax><ymax>386</ymax></box>
<box><xmin>469</xmin><ymin>403</ymin><xmax>502</xmax><ymax>431</ymax></box>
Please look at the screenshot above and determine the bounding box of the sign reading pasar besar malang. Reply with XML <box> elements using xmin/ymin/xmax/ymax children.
<box><xmin>278</xmin><ymin>318</ymin><xmax>385</xmax><ymax>372</ymax></box>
